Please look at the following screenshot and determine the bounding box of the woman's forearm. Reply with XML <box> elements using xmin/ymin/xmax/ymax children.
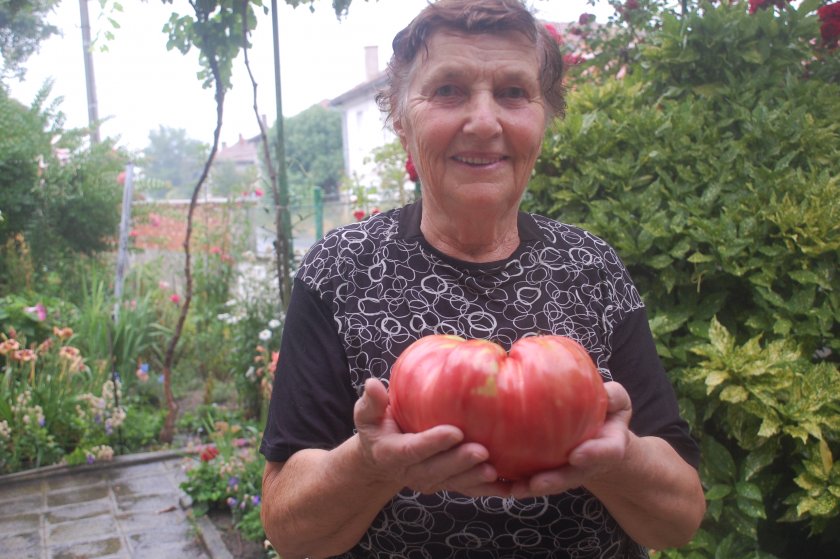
<box><xmin>261</xmin><ymin>437</ymin><xmax>402</xmax><ymax>559</ymax></box>
<box><xmin>585</xmin><ymin>434</ymin><xmax>706</xmax><ymax>550</ymax></box>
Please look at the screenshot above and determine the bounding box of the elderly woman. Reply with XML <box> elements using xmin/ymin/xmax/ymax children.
<box><xmin>259</xmin><ymin>0</ymin><xmax>706</xmax><ymax>557</ymax></box>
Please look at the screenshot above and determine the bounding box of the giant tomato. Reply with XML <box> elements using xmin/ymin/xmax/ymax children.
<box><xmin>389</xmin><ymin>334</ymin><xmax>608</xmax><ymax>480</ymax></box>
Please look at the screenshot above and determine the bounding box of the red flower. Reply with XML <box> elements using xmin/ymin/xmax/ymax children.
<box><xmin>199</xmin><ymin>444</ymin><xmax>219</xmax><ymax>462</ymax></box>
<box><xmin>353</xmin><ymin>209</ymin><xmax>366</xmax><ymax>222</ymax></box>
<box><xmin>544</xmin><ymin>23</ymin><xmax>563</xmax><ymax>45</ymax></box>
<box><xmin>818</xmin><ymin>3</ymin><xmax>840</xmax><ymax>48</ymax></box>
<box><xmin>563</xmin><ymin>53</ymin><xmax>583</xmax><ymax>67</ymax></box>
<box><xmin>578</xmin><ymin>13</ymin><xmax>595</xmax><ymax>26</ymax></box>
<box><xmin>370</xmin><ymin>208</ymin><xmax>380</xmax><ymax>216</ymax></box>
<box><xmin>405</xmin><ymin>154</ymin><xmax>419</xmax><ymax>182</ymax></box>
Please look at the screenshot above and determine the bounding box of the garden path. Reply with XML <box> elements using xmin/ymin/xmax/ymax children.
<box><xmin>0</xmin><ymin>450</ymin><xmax>233</xmax><ymax>559</ymax></box>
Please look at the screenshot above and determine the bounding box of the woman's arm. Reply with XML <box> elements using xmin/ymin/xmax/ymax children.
<box><xmin>261</xmin><ymin>378</ymin><xmax>508</xmax><ymax>559</ymax></box>
<box><xmin>511</xmin><ymin>382</ymin><xmax>706</xmax><ymax>550</ymax></box>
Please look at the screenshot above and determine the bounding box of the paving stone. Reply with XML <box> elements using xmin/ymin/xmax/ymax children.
<box><xmin>48</xmin><ymin>513</ymin><xmax>118</xmax><ymax>545</ymax></box>
<box><xmin>0</xmin><ymin>454</ymin><xmax>216</xmax><ymax>559</ymax></box>
<box><xmin>112</xmin><ymin>474</ymin><xmax>176</xmax><ymax>497</ymax></box>
<box><xmin>0</xmin><ymin>493</ymin><xmax>44</xmax><ymax>518</ymax></box>
<box><xmin>47</xmin><ymin>471</ymin><xmax>109</xmax><ymax>492</ymax></box>
<box><xmin>47</xmin><ymin>499</ymin><xmax>111</xmax><ymax>524</ymax></box>
<box><xmin>114</xmin><ymin>492</ymin><xmax>181</xmax><ymax>514</ymax></box>
<box><xmin>0</xmin><ymin>529</ymin><xmax>42</xmax><ymax>555</ymax></box>
<box><xmin>47</xmin><ymin>484</ymin><xmax>109</xmax><ymax>508</ymax></box>
<box><xmin>0</xmin><ymin>512</ymin><xmax>40</xmax><ymax>536</ymax></box>
<box><xmin>115</xmin><ymin>509</ymin><xmax>189</xmax><ymax>535</ymax></box>
<box><xmin>129</xmin><ymin>530</ymin><xmax>208</xmax><ymax>559</ymax></box>
<box><xmin>0</xmin><ymin>479</ymin><xmax>43</xmax><ymax>503</ymax></box>
<box><xmin>48</xmin><ymin>536</ymin><xmax>126</xmax><ymax>559</ymax></box>
<box><xmin>105</xmin><ymin>462</ymin><xmax>168</xmax><ymax>482</ymax></box>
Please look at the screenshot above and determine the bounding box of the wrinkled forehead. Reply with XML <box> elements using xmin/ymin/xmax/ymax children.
<box><xmin>407</xmin><ymin>29</ymin><xmax>540</xmax><ymax>78</ymax></box>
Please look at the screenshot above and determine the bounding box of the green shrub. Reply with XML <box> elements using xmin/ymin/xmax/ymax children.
<box><xmin>526</xmin><ymin>2</ymin><xmax>839</xmax><ymax>557</ymax></box>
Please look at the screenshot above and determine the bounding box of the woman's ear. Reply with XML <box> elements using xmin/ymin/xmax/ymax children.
<box><xmin>394</xmin><ymin>117</ymin><xmax>409</xmax><ymax>150</ymax></box>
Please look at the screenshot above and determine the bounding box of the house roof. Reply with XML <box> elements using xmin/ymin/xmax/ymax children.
<box><xmin>216</xmin><ymin>134</ymin><xmax>261</xmax><ymax>165</ymax></box>
<box><xmin>330</xmin><ymin>70</ymin><xmax>390</xmax><ymax>108</ymax></box>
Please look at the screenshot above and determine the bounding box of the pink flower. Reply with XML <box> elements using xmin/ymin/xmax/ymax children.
<box><xmin>14</xmin><ymin>349</ymin><xmax>37</xmax><ymax>363</ymax></box>
<box><xmin>544</xmin><ymin>23</ymin><xmax>563</xmax><ymax>45</ymax></box>
<box><xmin>170</xmin><ymin>293</ymin><xmax>181</xmax><ymax>305</ymax></box>
<box><xmin>25</xmin><ymin>303</ymin><xmax>47</xmax><ymax>321</ymax></box>
<box><xmin>149</xmin><ymin>213</ymin><xmax>162</xmax><ymax>227</ymax></box>
<box><xmin>128</xmin><ymin>229</ymin><xmax>139</xmax><ymax>238</ymax></box>
<box><xmin>210</xmin><ymin>246</ymin><xmax>222</xmax><ymax>255</ymax></box>
<box><xmin>563</xmin><ymin>53</ymin><xmax>583</xmax><ymax>67</ymax></box>
<box><xmin>254</xmin><ymin>188</ymin><xmax>264</xmax><ymax>197</ymax></box>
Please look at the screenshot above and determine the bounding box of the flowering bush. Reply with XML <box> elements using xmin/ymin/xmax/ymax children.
<box><xmin>0</xmin><ymin>327</ymin><xmax>127</xmax><ymax>473</ymax></box>
<box><xmin>180</xmin><ymin>418</ymin><xmax>268</xmax><ymax>546</ymax></box>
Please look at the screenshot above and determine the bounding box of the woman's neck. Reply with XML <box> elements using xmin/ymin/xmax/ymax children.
<box><xmin>420</xmin><ymin>208</ymin><xmax>521</xmax><ymax>263</ymax></box>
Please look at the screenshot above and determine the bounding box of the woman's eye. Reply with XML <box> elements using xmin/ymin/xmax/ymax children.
<box><xmin>434</xmin><ymin>84</ymin><xmax>459</xmax><ymax>97</ymax></box>
<box><xmin>500</xmin><ymin>86</ymin><xmax>528</xmax><ymax>99</ymax></box>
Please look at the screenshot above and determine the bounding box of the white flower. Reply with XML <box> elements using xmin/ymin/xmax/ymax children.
<box><xmin>217</xmin><ymin>313</ymin><xmax>232</xmax><ymax>322</ymax></box>
<box><xmin>225</xmin><ymin>299</ymin><xmax>237</xmax><ymax>307</ymax></box>
<box><xmin>258</xmin><ymin>329</ymin><xmax>272</xmax><ymax>341</ymax></box>
<box><xmin>268</xmin><ymin>319</ymin><xmax>281</xmax><ymax>329</ymax></box>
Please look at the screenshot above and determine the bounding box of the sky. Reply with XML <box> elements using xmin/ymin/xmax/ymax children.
<box><xmin>7</xmin><ymin>0</ymin><xmax>612</xmax><ymax>153</ymax></box>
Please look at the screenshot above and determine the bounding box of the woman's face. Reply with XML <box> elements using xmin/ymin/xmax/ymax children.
<box><xmin>395</xmin><ymin>30</ymin><xmax>547</xmax><ymax>216</ymax></box>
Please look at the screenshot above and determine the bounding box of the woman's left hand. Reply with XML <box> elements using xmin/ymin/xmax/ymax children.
<box><xmin>509</xmin><ymin>381</ymin><xmax>632</xmax><ymax>499</ymax></box>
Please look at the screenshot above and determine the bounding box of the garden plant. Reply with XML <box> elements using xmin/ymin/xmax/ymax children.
<box><xmin>527</xmin><ymin>1</ymin><xmax>839</xmax><ymax>557</ymax></box>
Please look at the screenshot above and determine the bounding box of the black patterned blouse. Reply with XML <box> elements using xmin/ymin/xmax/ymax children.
<box><xmin>260</xmin><ymin>201</ymin><xmax>699</xmax><ymax>559</ymax></box>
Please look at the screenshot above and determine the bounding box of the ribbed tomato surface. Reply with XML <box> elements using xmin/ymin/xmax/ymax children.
<box><xmin>389</xmin><ymin>334</ymin><xmax>608</xmax><ymax>480</ymax></box>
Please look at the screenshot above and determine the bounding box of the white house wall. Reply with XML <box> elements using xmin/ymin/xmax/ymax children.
<box><xmin>340</xmin><ymin>96</ymin><xmax>397</xmax><ymax>189</ymax></box>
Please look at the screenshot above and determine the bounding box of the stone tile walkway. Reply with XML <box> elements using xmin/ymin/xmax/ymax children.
<box><xmin>0</xmin><ymin>450</ymin><xmax>232</xmax><ymax>559</ymax></box>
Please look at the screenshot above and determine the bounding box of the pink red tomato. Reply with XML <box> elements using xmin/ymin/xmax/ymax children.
<box><xmin>389</xmin><ymin>334</ymin><xmax>608</xmax><ymax>480</ymax></box>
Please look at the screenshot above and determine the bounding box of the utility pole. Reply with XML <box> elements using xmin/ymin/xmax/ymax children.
<box><xmin>271</xmin><ymin>0</ymin><xmax>293</xmax><ymax>308</ymax></box>
<box><xmin>78</xmin><ymin>0</ymin><xmax>100</xmax><ymax>144</ymax></box>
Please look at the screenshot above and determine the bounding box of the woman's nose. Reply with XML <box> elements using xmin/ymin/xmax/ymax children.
<box><xmin>462</xmin><ymin>93</ymin><xmax>502</xmax><ymax>138</ymax></box>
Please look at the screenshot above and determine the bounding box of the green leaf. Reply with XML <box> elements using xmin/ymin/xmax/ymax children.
<box><xmin>705</xmin><ymin>484</ymin><xmax>732</xmax><ymax>501</ymax></box>
<box><xmin>720</xmin><ymin>385</ymin><xmax>748</xmax><ymax>403</ymax></box>
<box><xmin>743</xmin><ymin>444</ymin><xmax>777</xmax><ymax>481</ymax></box>
<box><xmin>819</xmin><ymin>439</ymin><xmax>834</xmax><ymax>476</ymax></box>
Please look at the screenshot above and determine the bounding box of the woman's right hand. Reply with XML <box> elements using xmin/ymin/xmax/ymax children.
<box><xmin>354</xmin><ymin>377</ymin><xmax>511</xmax><ymax>497</ymax></box>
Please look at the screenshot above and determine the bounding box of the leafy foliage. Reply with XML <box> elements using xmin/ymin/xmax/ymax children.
<box><xmin>140</xmin><ymin>126</ymin><xmax>210</xmax><ymax>198</ymax></box>
<box><xmin>526</xmin><ymin>1</ymin><xmax>839</xmax><ymax>557</ymax></box>
<box><xmin>0</xmin><ymin>0</ymin><xmax>61</xmax><ymax>79</ymax></box>
<box><xmin>0</xmin><ymin>85</ymin><xmax>126</xmax><ymax>290</ymax></box>
<box><xmin>280</xmin><ymin>104</ymin><xmax>344</xmax><ymax>201</ymax></box>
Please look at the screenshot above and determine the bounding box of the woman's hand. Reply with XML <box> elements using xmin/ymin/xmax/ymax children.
<box><xmin>509</xmin><ymin>381</ymin><xmax>633</xmax><ymax>499</ymax></box>
<box><xmin>355</xmin><ymin>377</ymin><xmax>510</xmax><ymax>496</ymax></box>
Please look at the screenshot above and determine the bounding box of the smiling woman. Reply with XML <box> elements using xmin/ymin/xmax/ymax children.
<box><xmin>256</xmin><ymin>1</ymin><xmax>706</xmax><ymax>557</ymax></box>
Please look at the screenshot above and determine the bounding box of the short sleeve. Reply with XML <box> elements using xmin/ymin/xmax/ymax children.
<box><xmin>259</xmin><ymin>277</ymin><xmax>358</xmax><ymax>463</ymax></box>
<box><xmin>608</xmin><ymin>307</ymin><xmax>701</xmax><ymax>469</ymax></box>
